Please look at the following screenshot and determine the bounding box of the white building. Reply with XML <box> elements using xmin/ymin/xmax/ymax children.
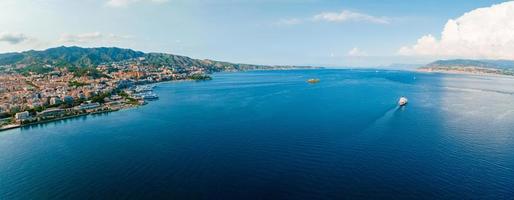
<box><xmin>76</xmin><ymin>102</ymin><xmax>101</xmax><ymax>111</ymax></box>
<box><xmin>50</xmin><ymin>97</ymin><xmax>62</xmax><ymax>105</ymax></box>
<box><xmin>15</xmin><ymin>111</ymin><xmax>30</xmax><ymax>121</ymax></box>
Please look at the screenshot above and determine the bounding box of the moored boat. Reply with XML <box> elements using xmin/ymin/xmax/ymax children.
<box><xmin>142</xmin><ymin>93</ymin><xmax>159</xmax><ymax>100</ymax></box>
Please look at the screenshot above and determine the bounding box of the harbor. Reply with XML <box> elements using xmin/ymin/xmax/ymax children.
<box><xmin>0</xmin><ymin>84</ymin><xmax>160</xmax><ymax>132</ymax></box>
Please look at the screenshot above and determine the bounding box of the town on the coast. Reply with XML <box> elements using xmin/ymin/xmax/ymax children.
<box><xmin>0</xmin><ymin>57</ymin><xmax>212</xmax><ymax>130</ymax></box>
<box><xmin>0</xmin><ymin>46</ymin><xmax>313</xmax><ymax>131</ymax></box>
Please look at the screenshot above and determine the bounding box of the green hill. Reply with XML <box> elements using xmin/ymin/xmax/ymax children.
<box><xmin>420</xmin><ymin>59</ymin><xmax>514</xmax><ymax>76</ymax></box>
<box><xmin>0</xmin><ymin>46</ymin><xmax>314</xmax><ymax>73</ymax></box>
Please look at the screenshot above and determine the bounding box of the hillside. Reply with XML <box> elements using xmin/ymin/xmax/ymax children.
<box><xmin>0</xmin><ymin>46</ymin><xmax>314</xmax><ymax>73</ymax></box>
<box><xmin>419</xmin><ymin>59</ymin><xmax>514</xmax><ymax>76</ymax></box>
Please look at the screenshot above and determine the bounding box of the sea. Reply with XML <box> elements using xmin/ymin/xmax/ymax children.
<box><xmin>1</xmin><ymin>69</ymin><xmax>513</xmax><ymax>199</ymax></box>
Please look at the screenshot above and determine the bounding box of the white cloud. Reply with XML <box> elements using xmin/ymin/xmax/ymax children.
<box><xmin>0</xmin><ymin>32</ymin><xmax>133</xmax><ymax>53</ymax></box>
<box><xmin>275</xmin><ymin>18</ymin><xmax>303</xmax><ymax>26</ymax></box>
<box><xmin>347</xmin><ymin>47</ymin><xmax>368</xmax><ymax>57</ymax></box>
<box><xmin>0</xmin><ymin>32</ymin><xmax>52</xmax><ymax>53</ymax></box>
<box><xmin>0</xmin><ymin>32</ymin><xmax>28</xmax><ymax>44</ymax></box>
<box><xmin>106</xmin><ymin>0</ymin><xmax>168</xmax><ymax>7</ymax></box>
<box><xmin>275</xmin><ymin>10</ymin><xmax>390</xmax><ymax>26</ymax></box>
<box><xmin>58</xmin><ymin>32</ymin><xmax>132</xmax><ymax>44</ymax></box>
<box><xmin>399</xmin><ymin>1</ymin><xmax>514</xmax><ymax>59</ymax></box>
<box><xmin>313</xmin><ymin>10</ymin><xmax>389</xmax><ymax>24</ymax></box>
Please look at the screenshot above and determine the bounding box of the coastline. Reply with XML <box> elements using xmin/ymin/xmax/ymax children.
<box><xmin>5</xmin><ymin>67</ymin><xmax>514</xmax><ymax>133</ymax></box>
<box><xmin>0</xmin><ymin>68</ymin><xmax>315</xmax><ymax>133</ymax></box>
<box><xmin>1</xmin><ymin>85</ymin><xmax>153</xmax><ymax>132</ymax></box>
<box><xmin>416</xmin><ymin>68</ymin><xmax>514</xmax><ymax>78</ymax></box>
<box><xmin>0</xmin><ymin>108</ymin><xmax>123</xmax><ymax>132</ymax></box>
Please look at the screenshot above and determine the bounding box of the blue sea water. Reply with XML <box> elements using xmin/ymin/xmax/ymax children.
<box><xmin>1</xmin><ymin>69</ymin><xmax>514</xmax><ymax>199</ymax></box>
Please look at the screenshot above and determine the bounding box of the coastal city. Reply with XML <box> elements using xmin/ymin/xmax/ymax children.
<box><xmin>0</xmin><ymin>56</ymin><xmax>210</xmax><ymax>131</ymax></box>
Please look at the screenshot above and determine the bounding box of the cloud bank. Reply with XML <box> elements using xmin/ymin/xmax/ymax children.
<box><xmin>59</xmin><ymin>32</ymin><xmax>131</xmax><ymax>44</ymax></box>
<box><xmin>347</xmin><ymin>47</ymin><xmax>367</xmax><ymax>57</ymax></box>
<box><xmin>313</xmin><ymin>10</ymin><xmax>389</xmax><ymax>24</ymax></box>
<box><xmin>0</xmin><ymin>31</ymin><xmax>133</xmax><ymax>53</ymax></box>
<box><xmin>275</xmin><ymin>10</ymin><xmax>390</xmax><ymax>26</ymax></box>
<box><xmin>275</xmin><ymin>18</ymin><xmax>302</xmax><ymax>26</ymax></box>
<box><xmin>106</xmin><ymin>0</ymin><xmax>168</xmax><ymax>7</ymax></box>
<box><xmin>399</xmin><ymin>1</ymin><xmax>514</xmax><ymax>59</ymax></box>
<box><xmin>0</xmin><ymin>32</ymin><xmax>28</xmax><ymax>44</ymax></box>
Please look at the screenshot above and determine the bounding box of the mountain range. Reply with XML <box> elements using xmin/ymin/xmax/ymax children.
<box><xmin>4</xmin><ymin>47</ymin><xmax>514</xmax><ymax>76</ymax></box>
<box><xmin>0</xmin><ymin>46</ymin><xmax>314</xmax><ymax>73</ymax></box>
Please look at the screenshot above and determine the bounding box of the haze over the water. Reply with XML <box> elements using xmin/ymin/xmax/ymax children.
<box><xmin>1</xmin><ymin>0</ymin><xmax>513</xmax><ymax>66</ymax></box>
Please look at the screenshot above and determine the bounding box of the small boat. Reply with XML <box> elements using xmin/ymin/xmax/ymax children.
<box><xmin>307</xmin><ymin>78</ymin><xmax>320</xmax><ymax>84</ymax></box>
<box><xmin>135</xmin><ymin>85</ymin><xmax>154</xmax><ymax>93</ymax></box>
<box><xmin>398</xmin><ymin>96</ymin><xmax>408</xmax><ymax>106</ymax></box>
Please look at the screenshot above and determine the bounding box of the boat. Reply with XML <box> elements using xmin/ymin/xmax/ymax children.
<box><xmin>133</xmin><ymin>92</ymin><xmax>159</xmax><ymax>100</ymax></box>
<box><xmin>307</xmin><ymin>78</ymin><xmax>320</xmax><ymax>84</ymax></box>
<box><xmin>141</xmin><ymin>93</ymin><xmax>159</xmax><ymax>100</ymax></box>
<box><xmin>134</xmin><ymin>85</ymin><xmax>155</xmax><ymax>93</ymax></box>
<box><xmin>398</xmin><ymin>96</ymin><xmax>408</xmax><ymax>106</ymax></box>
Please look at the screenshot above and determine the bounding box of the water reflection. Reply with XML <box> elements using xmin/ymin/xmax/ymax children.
<box><xmin>19</xmin><ymin>112</ymin><xmax>113</xmax><ymax>132</ymax></box>
<box><xmin>434</xmin><ymin>74</ymin><xmax>514</xmax><ymax>194</ymax></box>
<box><xmin>438</xmin><ymin>74</ymin><xmax>514</xmax><ymax>147</ymax></box>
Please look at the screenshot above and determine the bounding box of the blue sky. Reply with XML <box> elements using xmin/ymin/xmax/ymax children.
<box><xmin>0</xmin><ymin>0</ymin><xmax>511</xmax><ymax>66</ymax></box>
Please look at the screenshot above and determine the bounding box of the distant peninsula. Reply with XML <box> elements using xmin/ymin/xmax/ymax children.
<box><xmin>419</xmin><ymin>59</ymin><xmax>514</xmax><ymax>76</ymax></box>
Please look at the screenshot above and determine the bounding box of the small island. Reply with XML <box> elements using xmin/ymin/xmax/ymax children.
<box><xmin>307</xmin><ymin>78</ymin><xmax>320</xmax><ymax>84</ymax></box>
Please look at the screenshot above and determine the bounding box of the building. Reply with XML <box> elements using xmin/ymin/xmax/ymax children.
<box><xmin>49</xmin><ymin>97</ymin><xmax>62</xmax><ymax>105</ymax></box>
<box><xmin>110</xmin><ymin>95</ymin><xmax>123</xmax><ymax>101</ymax></box>
<box><xmin>77</xmin><ymin>92</ymin><xmax>86</xmax><ymax>100</ymax></box>
<box><xmin>15</xmin><ymin>111</ymin><xmax>30</xmax><ymax>121</ymax></box>
<box><xmin>38</xmin><ymin>108</ymin><xmax>65</xmax><ymax>118</ymax></box>
<box><xmin>76</xmin><ymin>102</ymin><xmax>101</xmax><ymax>111</ymax></box>
<box><xmin>63</xmin><ymin>95</ymin><xmax>74</xmax><ymax>105</ymax></box>
<box><xmin>29</xmin><ymin>101</ymin><xmax>44</xmax><ymax>109</ymax></box>
<box><xmin>116</xmin><ymin>79</ymin><xmax>134</xmax><ymax>89</ymax></box>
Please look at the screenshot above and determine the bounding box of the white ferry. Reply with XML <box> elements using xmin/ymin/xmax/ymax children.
<box><xmin>398</xmin><ymin>96</ymin><xmax>408</xmax><ymax>106</ymax></box>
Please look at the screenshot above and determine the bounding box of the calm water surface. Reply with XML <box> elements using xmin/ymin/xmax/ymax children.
<box><xmin>1</xmin><ymin>69</ymin><xmax>514</xmax><ymax>199</ymax></box>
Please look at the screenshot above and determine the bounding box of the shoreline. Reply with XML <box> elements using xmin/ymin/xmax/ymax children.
<box><xmin>1</xmin><ymin>87</ymin><xmax>155</xmax><ymax>132</ymax></box>
<box><xmin>1</xmin><ymin>69</ymin><xmax>313</xmax><ymax>132</ymax></box>
<box><xmin>417</xmin><ymin>68</ymin><xmax>514</xmax><ymax>78</ymax></box>
<box><xmin>0</xmin><ymin>109</ymin><xmax>122</xmax><ymax>132</ymax></box>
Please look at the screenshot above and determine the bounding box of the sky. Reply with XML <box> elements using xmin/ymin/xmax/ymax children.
<box><xmin>0</xmin><ymin>0</ymin><xmax>512</xmax><ymax>67</ymax></box>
